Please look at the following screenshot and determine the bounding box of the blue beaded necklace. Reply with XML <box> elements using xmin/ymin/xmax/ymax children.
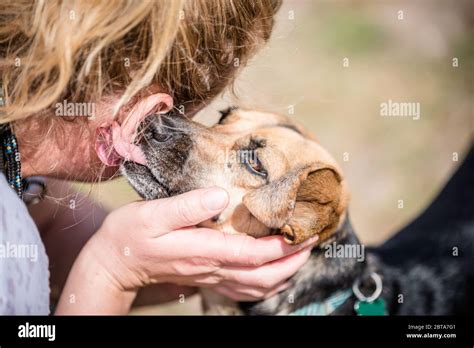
<box><xmin>0</xmin><ymin>123</ymin><xmax>24</xmax><ymax>198</ymax></box>
<box><xmin>1</xmin><ymin>89</ymin><xmax>46</xmax><ymax>203</ymax></box>
<box><xmin>1</xmin><ymin>87</ymin><xmax>25</xmax><ymax>198</ymax></box>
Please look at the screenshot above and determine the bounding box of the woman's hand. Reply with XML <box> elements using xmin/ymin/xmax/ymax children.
<box><xmin>56</xmin><ymin>188</ymin><xmax>318</xmax><ymax>314</ymax></box>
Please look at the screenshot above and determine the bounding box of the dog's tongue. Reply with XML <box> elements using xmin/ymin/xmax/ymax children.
<box><xmin>95</xmin><ymin>124</ymin><xmax>147</xmax><ymax>166</ymax></box>
<box><xmin>95</xmin><ymin>126</ymin><xmax>121</xmax><ymax>166</ymax></box>
<box><xmin>95</xmin><ymin>93</ymin><xmax>173</xmax><ymax>167</ymax></box>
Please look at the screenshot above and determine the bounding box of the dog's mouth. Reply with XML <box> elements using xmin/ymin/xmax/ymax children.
<box><xmin>138</xmin><ymin>142</ymin><xmax>174</xmax><ymax>199</ymax></box>
<box><xmin>149</xmin><ymin>170</ymin><xmax>171</xmax><ymax>198</ymax></box>
<box><xmin>125</xmin><ymin>113</ymin><xmax>195</xmax><ymax>200</ymax></box>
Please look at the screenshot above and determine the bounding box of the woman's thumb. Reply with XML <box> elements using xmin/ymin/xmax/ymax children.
<box><xmin>140</xmin><ymin>187</ymin><xmax>229</xmax><ymax>234</ymax></box>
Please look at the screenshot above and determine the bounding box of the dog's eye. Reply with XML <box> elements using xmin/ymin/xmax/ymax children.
<box><xmin>241</xmin><ymin>151</ymin><xmax>267</xmax><ymax>178</ymax></box>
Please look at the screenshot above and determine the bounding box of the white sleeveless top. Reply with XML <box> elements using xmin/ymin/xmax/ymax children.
<box><xmin>0</xmin><ymin>173</ymin><xmax>50</xmax><ymax>314</ymax></box>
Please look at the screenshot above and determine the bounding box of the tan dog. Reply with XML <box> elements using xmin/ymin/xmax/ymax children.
<box><xmin>124</xmin><ymin>107</ymin><xmax>349</xmax><ymax>242</ymax></box>
<box><xmin>123</xmin><ymin>108</ymin><xmax>473</xmax><ymax>316</ymax></box>
<box><xmin>199</xmin><ymin>108</ymin><xmax>349</xmax><ymax>246</ymax></box>
<box><xmin>122</xmin><ymin>107</ymin><xmax>350</xmax><ymax>314</ymax></box>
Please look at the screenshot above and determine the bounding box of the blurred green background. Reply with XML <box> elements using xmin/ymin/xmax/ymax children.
<box><xmin>75</xmin><ymin>0</ymin><xmax>473</xmax><ymax>314</ymax></box>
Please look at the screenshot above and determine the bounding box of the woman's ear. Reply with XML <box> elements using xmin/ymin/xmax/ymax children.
<box><xmin>242</xmin><ymin>162</ymin><xmax>346</xmax><ymax>244</ymax></box>
<box><xmin>119</xmin><ymin>93</ymin><xmax>173</xmax><ymax>140</ymax></box>
<box><xmin>95</xmin><ymin>93</ymin><xmax>173</xmax><ymax>166</ymax></box>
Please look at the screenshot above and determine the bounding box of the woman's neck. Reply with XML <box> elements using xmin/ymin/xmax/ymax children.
<box><xmin>14</xmin><ymin>117</ymin><xmax>117</xmax><ymax>181</ymax></box>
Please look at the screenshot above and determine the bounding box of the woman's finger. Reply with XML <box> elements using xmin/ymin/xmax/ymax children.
<box><xmin>263</xmin><ymin>282</ymin><xmax>293</xmax><ymax>300</ymax></box>
<box><xmin>137</xmin><ymin>187</ymin><xmax>229</xmax><ymax>234</ymax></box>
<box><xmin>213</xmin><ymin>285</ymin><xmax>261</xmax><ymax>302</ymax></box>
<box><xmin>214</xmin><ymin>281</ymin><xmax>291</xmax><ymax>302</ymax></box>
<box><xmin>219</xmin><ymin>233</ymin><xmax>318</xmax><ymax>267</ymax></box>
<box><xmin>218</xmin><ymin>280</ymin><xmax>291</xmax><ymax>299</ymax></box>
<box><xmin>219</xmin><ymin>248</ymin><xmax>312</xmax><ymax>289</ymax></box>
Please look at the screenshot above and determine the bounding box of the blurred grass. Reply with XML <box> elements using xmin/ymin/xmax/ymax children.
<box><xmin>77</xmin><ymin>0</ymin><xmax>473</xmax><ymax>314</ymax></box>
<box><xmin>315</xmin><ymin>11</ymin><xmax>387</xmax><ymax>55</ymax></box>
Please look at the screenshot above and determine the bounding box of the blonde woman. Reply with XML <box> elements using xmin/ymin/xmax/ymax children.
<box><xmin>0</xmin><ymin>0</ymin><xmax>319</xmax><ymax>314</ymax></box>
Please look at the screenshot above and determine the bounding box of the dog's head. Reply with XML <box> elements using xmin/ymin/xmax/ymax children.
<box><xmin>122</xmin><ymin>108</ymin><xmax>349</xmax><ymax>245</ymax></box>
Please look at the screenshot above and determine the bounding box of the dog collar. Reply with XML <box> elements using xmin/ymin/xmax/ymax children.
<box><xmin>289</xmin><ymin>272</ymin><xmax>388</xmax><ymax>316</ymax></box>
<box><xmin>289</xmin><ymin>289</ymin><xmax>353</xmax><ymax>316</ymax></box>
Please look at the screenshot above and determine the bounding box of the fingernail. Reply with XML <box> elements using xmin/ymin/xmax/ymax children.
<box><xmin>301</xmin><ymin>236</ymin><xmax>319</xmax><ymax>248</ymax></box>
<box><xmin>278</xmin><ymin>282</ymin><xmax>292</xmax><ymax>291</ymax></box>
<box><xmin>202</xmin><ymin>188</ymin><xmax>229</xmax><ymax>211</ymax></box>
<box><xmin>266</xmin><ymin>282</ymin><xmax>292</xmax><ymax>299</ymax></box>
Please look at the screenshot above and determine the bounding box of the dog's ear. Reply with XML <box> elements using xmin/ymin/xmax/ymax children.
<box><xmin>242</xmin><ymin>163</ymin><xmax>346</xmax><ymax>245</ymax></box>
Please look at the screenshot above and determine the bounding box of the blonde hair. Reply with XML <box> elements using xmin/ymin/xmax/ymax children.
<box><xmin>0</xmin><ymin>0</ymin><xmax>281</xmax><ymax>123</ymax></box>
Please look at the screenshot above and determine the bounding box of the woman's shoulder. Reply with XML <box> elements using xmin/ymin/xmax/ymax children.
<box><xmin>0</xmin><ymin>173</ymin><xmax>50</xmax><ymax>315</ymax></box>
